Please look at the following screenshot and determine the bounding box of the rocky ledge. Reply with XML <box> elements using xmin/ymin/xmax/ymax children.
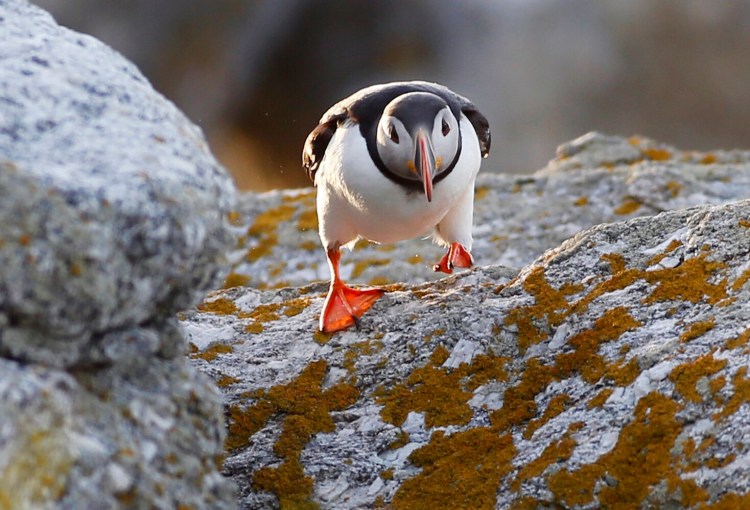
<box><xmin>0</xmin><ymin>1</ymin><xmax>236</xmax><ymax>508</ymax></box>
<box><xmin>185</xmin><ymin>133</ymin><xmax>750</xmax><ymax>509</ymax></box>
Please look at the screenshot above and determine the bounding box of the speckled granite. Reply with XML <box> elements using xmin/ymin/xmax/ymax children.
<box><xmin>0</xmin><ymin>1</ymin><xmax>236</xmax><ymax>508</ymax></box>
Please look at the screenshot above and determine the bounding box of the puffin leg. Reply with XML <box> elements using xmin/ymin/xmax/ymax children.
<box><xmin>320</xmin><ymin>248</ymin><xmax>384</xmax><ymax>333</ymax></box>
<box><xmin>432</xmin><ymin>242</ymin><xmax>474</xmax><ymax>274</ymax></box>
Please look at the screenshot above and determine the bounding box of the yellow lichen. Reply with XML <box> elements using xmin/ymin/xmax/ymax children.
<box><xmin>378</xmin><ymin>347</ymin><xmax>508</xmax><ymax>429</ymax></box>
<box><xmin>297</xmin><ymin>208</ymin><xmax>318</xmax><ymax>232</ymax></box>
<box><xmin>226</xmin><ymin>361</ymin><xmax>359</xmax><ymax>509</ymax></box>
<box><xmin>588</xmin><ymin>388</ymin><xmax>614</xmax><ymax>408</ymax></box>
<box><xmin>197</xmin><ymin>297</ymin><xmax>238</xmax><ymax>315</ymax></box>
<box><xmin>614</xmin><ymin>197</ymin><xmax>643</xmax><ymax>215</ymax></box>
<box><xmin>699</xmin><ymin>153</ymin><xmax>717</xmax><ymax>165</ymax></box>
<box><xmin>665</xmin><ymin>180</ymin><xmax>683</xmax><ymax>198</ymax></box>
<box><xmin>726</xmin><ymin>328</ymin><xmax>750</xmax><ymax>350</ymax></box>
<box><xmin>548</xmin><ymin>393</ymin><xmax>682</xmax><ymax>508</ymax></box>
<box><xmin>713</xmin><ymin>366</ymin><xmax>750</xmax><ymax>422</ymax></box>
<box><xmin>351</xmin><ymin>258</ymin><xmax>390</xmax><ymax>279</ymax></box>
<box><xmin>512</xmin><ymin>422</ymin><xmax>583</xmax><ymax>491</ymax></box>
<box><xmin>223</xmin><ymin>272</ymin><xmax>250</xmax><ymax>289</ymax></box>
<box><xmin>244</xmin><ymin>322</ymin><xmax>264</xmax><ymax>334</ymax></box>
<box><xmin>641</xmin><ymin>147</ymin><xmax>672</xmax><ymax>161</ymax></box>
<box><xmin>190</xmin><ymin>343</ymin><xmax>233</xmax><ymax>362</ymax></box>
<box><xmin>474</xmin><ymin>186</ymin><xmax>490</xmax><ymax>200</ymax></box>
<box><xmin>523</xmin><ymin>394</ymin><xmax>571</xmax><ymax>439</ymax></box>
<box><xmin>407</xmin><ymin>254</ymin><xmax>423</xmax><ymax>264</ymax></box>
<box><xmin>573</xmin><ymin>196</ymin><xmax>589</xmax><ymax>207</ymax></box>
<box><xmin>669</xmin><ymin>352</ymin><xmax>727</xmax><ymax>404</ymax></box>
<box><xmin>679</xmin><ymin>318</ymin><xmax>716</xmax><ymax>343</ymax></box>
<box><xmin>391</xmin><ymin>428</ymin><xmax>516</xmax><ymax>510</ymax></box>
<box><xmin>216</xmin><ymin>374</ymin><xmax>241</xmax><ymax>388</ymax></box>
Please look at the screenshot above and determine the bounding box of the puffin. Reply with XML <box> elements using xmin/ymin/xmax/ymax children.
<box><xmin>303</xmin><ymin>81</ymin><xmax>491</xmax><ymax>333</ymax></box>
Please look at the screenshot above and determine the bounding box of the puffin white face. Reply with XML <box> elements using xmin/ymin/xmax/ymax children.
<box><xmin>375</xmin><ymin>92</ymin><xmax>460</xmax><ymax>202</ymax></box>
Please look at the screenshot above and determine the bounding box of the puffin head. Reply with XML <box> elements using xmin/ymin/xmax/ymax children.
<box><xmin>376</xmin><ymin>92</ymin><xmax>459</xmax><ymax>202</ymax></box>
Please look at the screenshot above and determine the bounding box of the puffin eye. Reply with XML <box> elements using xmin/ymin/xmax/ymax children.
<box><xmin>388</xmin><ymin>123</ymin><xmax>399</xmax><ymax>144</ymax></box>
<box><xmin>442</xmin><ymin>119</ymin><xmax>450</xmax><ymax>136</ymax></box>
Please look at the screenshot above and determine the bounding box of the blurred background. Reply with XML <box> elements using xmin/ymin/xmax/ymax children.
<box><xmin>35</xmin><ymin>0</ymin><xmax>750</xmax><ymax>191</ymax></box>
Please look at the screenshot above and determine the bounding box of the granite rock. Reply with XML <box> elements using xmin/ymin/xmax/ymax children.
<box><xmin>0</xmin><ymin>0</ymin><xmax>235</xmax><ymax>366</ymax></box>
<box><xmin>185</xmin><ymin>135</ymin><xmax>750</xmax><ymax>509</ymax></box>
<box><xmin>0</xmin><ymin>2</ymin><xmax>236</xmax><ymax>508</ymax></box>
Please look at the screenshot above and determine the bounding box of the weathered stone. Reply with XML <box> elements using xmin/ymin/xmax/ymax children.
<box><xmin>0</xmin><ymin>1</ymin><xmax>237</xmax><ymax>508</ymax></box>
<box><xmin>185</xmin><ymin>136</ymin><xmax>750</xmax><ymax>508</ymax></box>
<box><xmin>0</xmin><ymin>0</ymin><xmax>235</xmax><ymax>366</ymax></box>
<box><xmin>224</xmin><ymin>132</ymin><xmax>750</xmax><ymax>291</ymax></box>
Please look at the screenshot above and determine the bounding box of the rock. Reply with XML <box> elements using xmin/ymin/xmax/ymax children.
<box><xmin>184</xmin><ymin>135</ymin><xmax>750</xmax><ymax>508</ymax></box>
<box><xmin>224</xmin><ymin>132</ymin><xmax>750</xmax><ymax>290</ymax></box>
<box><xmin>0</xmin><ymin>0</ymin><xmax>235</xmax><ymax>366</ymax></box>
<box><xmin>0</xmin><ymin>1</ymin><xmax>236</xmax><ymax>508</ymax></box>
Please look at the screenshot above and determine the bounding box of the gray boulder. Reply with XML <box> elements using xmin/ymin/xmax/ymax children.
<box><xmin>184</xmin><ymin>135</ymin><xmax>750</xmax><ymax>508</ymax></box>
<box><xmin>0</xmin><ymin>1</ymin><xmax>236</xmax><ymax>508</ymax></box>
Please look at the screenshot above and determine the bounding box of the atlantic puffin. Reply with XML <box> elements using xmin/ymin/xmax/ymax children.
<box><xmin>303</xmin><ymin>81</ymin><xmax>491</xmax><ymax>332</ymax></box>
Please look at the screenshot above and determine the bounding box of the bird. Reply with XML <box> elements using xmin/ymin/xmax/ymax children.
<box><xmin>303</xmin><ymin>81</ymin><xmax>491</xmax><ymax>333</ymax></box>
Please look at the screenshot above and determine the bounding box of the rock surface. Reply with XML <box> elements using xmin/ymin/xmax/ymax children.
<box><xmin>185</xmin><ymin>134</ymin><xmax>750</xmax><ymax>509</ymax></box>
<box><xmin>0</xmin><ymin>0</ymin><xmax>235</xmax><ymax>367</ymax></box>
<box><xmin>0</xmin><ymin>1</ymin><xmax>236</xmax><ymax>508</ymax></box>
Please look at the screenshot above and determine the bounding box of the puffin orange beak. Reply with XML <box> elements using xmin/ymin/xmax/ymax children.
<box><xmin>414</xmin><ymin>130</ymin><xmax>436</xmax><ymax>202</ymax></box>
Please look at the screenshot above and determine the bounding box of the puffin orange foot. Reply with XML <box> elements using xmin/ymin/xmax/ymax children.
<box><xmin>432</xmin><ymin>242</ymin><xmax>474</xmax><ymax>274</ymax></box>
<box><xmin>319</xmin><ymin>283</ymin><xmax>384</xmax><ymax>333</ymax></box>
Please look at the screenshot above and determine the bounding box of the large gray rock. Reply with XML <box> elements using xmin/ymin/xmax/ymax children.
<box><xmin>184</xmin><ymin>136</ymin><xmax>750</xmax><ymax>509</ymax></box>
<box><xmin>0</xmin><ymin>0</ymin><xmax>235</xmax><ymax>366</ymax></box>
<box><xmin>0</xmin><ymin>1</ymin><xmax>236</xmax><ymax>508</ymax></box>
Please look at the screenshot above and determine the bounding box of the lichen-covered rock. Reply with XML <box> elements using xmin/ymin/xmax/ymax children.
<box><xmin>0</xmin><ymin>1</ymin><xmax>236</xmax><ymax>508</ymax></box>
<box><xmin>0</xmin><ymin>0</ymin><xmax>235</xmax><ymax>366</ymax></box>
<box><xmin>185</xmin><ymin>144</ymin><xmax>750</xmax><ymax>508</ymax></box>
<box><xmin>223</xmin><ymin>132</ymin><xmax>750</xmax><ymax>291</ymax></box>
<box><xmin>0</xmin><ymin>323</ymin><xmax>234</xmax><ymax>509</ymax></box>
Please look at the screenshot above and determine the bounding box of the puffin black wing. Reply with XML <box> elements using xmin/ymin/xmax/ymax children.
<box><xmin>302</xmin><ymin>110</ymin><xmax>347</xmax><ymax>183</ymax></box>
<box><xmin>461</xmin><ymin>105</ymin><xmax>491</xmax><ymax>158</ymax></box>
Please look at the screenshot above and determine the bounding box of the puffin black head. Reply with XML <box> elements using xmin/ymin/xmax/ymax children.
<box><xmin>375</xmin><ymin>92</ymin><xmax>460</xmax><ymax>202</ymax></box>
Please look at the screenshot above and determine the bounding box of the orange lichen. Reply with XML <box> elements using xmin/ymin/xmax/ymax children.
<box><xmin>588</xmin><ymin>388</ymin><xmax>614</xmax><ymax>408</ymax></box>
<box><xmin>223</xmin><ymin>272</ymin><xmax>249</xmax><ymax>289</ymax></box>
<box><xmin>513</xmin><ymin>422</ymin><xmax>583</xmax><ymax>491</ymax></box>
<box><xmin>554</xmin><ymin>307</ymin><xmax>641</xmax><ymax>385</ymax></box>
<box><xmin>503</xmin><ymin>267</ymin><xmax>573</xmax><ymax>351</ymax></box>
<box><xmin>225</xmin><ymin>361</ymin><xmax>359</xmax><ymax>509</ymax></box>
<box><xmin>18</xmin><ymin>233</ymin><xmax>31</xmax><ymax>246</ymax></box>
<box><xmin>573</xmin><ymin>196</ymin><xmax>589</xmax><ymax>207</ymax></box>
<box><xmin>669</xmin><ymin>352</ymin><xmax>727</xmax><ymax>404</ymax></box>
<box><xmin>713</xmin><ymin>366</ymin><xmax>750</xmax><ymax>422</ymax></box>
<box><xmin>216</xmin><ymin>374</ymin><xmax>241</xmax><ymax>388</ymax></box>
<box><xmin>297</xmin><ymin>208</ymin><xmax>318</xmax><ymax>232</ymax></box>
<box><xmin>351</xmin><ymin>258</ymin><xmax>390</xmax><ymax>279</ymax></box>
<box><xmin>641</xmin><ymin>147</ymin><xmax>672</xmax><ymax>161</ymax></box>
<box><xmin>378</xmin><ymin>347</ymin><xmax>509</xmax><ymax>429</ymax></box>
<box><xmin>548</xmin><ymin>393</ymin><xmax>682</xmax><ymax>509</ymax></box>
<box><xmin>665</xmin><ymin>180</ymin><xmax>683</xmax><ymax>198</ymax></box>
<box><xmin>614</xmin><ymin>197</ymin><xmax>642</xmax><ymax>215</ymax></box>
<box><xmin>197</xmin><ymin>297</ymin><xmax>238</xmax><ymax>315</ymax></box>
<box><xmin>739</xmin><ymin>219</ymin><xmax>750</xmax><ymax>229</ymax></box>
<box><xmin>391</xmin><ymin>428</ymin><xmax>516</xmax><ymax>510</ymax></box>
<box><xmin>699</xmin><ymin>153</ymin><xmax>717</xmax><ymax>165</ymax></box>
<box><xmin>244</xmin><ymin>322</ymin><xmax>264</xmax><ymax>334</ymax></box>
<box><xmin>731</xmin><ymin>267</ymin><xmax>750</xmax><ymax>292</ymax></box>
<box><xmin>523</xmin><ymin>394</ymin><xmax>571</xmax><ymax>439</ymax></box>
<box><xmin>679</xmin><ymin>318</ymin><xmax>715</xmax><ymax>343</ymax></box>
<box><xmin>474</xmin><ymin>186</ymin><xmax>490</xmax><ymax>200</ymax></box>
<box><xmin>407</xmin><ymin>254</ymin><xmax>423</xmax><ymax>264</ymax></box>
<box><xmin>646</xmin><ymin>240</ymin><xmax>682</xmax><ymax>266</ymax></box>
<box><xmin>605</xmin><ymin>358</ymin><xmax>640</xmax><ymax>386</ymax></box>
<box><xmin>726</xmin><ymin>328</ymin><xmax>750</xmax><ymax>350</ymax></box>
<box><xmin>190</xmin><ymin>343</ymin><xmax>233</xmax><ymax>362</ymax></box>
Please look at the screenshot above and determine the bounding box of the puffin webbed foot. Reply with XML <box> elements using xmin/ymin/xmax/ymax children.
<box><xmin>320</xmin><ymin>283</ymin><xmax>384</xmax><ymax>333</ymax></box>
<box><xmin>432</xmin><ymin>242</ymin><xmax>473</xmax><ymax>274</ymax></box>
